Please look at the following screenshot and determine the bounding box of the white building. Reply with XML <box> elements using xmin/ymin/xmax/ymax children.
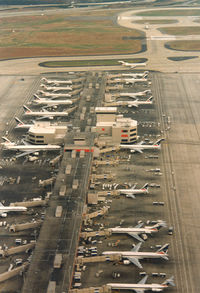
<box><xmin>28</xmin><ymin>122</ymin><xmax>67</xmax><ymax>145</ymax></box>
<box><xmin>94</xmin><ymin>107</ymin><xmax>137</xmax><ymax>144</ymax></box>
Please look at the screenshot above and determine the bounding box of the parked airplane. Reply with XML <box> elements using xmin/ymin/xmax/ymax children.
<box><xmin>110</xmin><ymin>220</ymin><xmax>167</xmax><ymax>242</ymax></box>
<box><xmin>127</xmin><ymin>96</ymin><xmax>153</xmax><ymax>107</ymax></box>
<box><xmin>41</xmin><ymin>77</ymin><xmax>72</xmax><ymax>85</ymax></box>
<box><xmin>1</xmin><ymin>137</ymin><xmax>61</xmax><ymax>158</ymax></box>
<box><xmin>121</xmin><ymin>71</ymin><xmax>149</xmax><ymax>78</ymax></box>
<box><xmin>33</xmin><ymin>94</ymin><xmax>73</xmax><ymax>106</ymax></box>
<box><xmin>120</xmin><ymin>139</ymin><xmax>165</xmax><ymax>153</ymax></box>
<box><xmin>107</xmin><ymin>275</ymin><xmax>175</xmax><ymax>293</ymax></box>
<box><xmin>23</xmin><ymin>105</ymin><xmax>76</xmax><ymax>118</ymax></box>
<box><xmin>40</xmin><ymin>84</ymin><xmax>72</xmax><ymax>92</ymax></box>
<box><xmin>108</xmin><ymin>97</ymin><xmax>153</xmax><ymax>108</ymax></box>
<box><xmin>118</xmin><ymin>183</ymin><xmax>149</xmax><ymax>199</ymax></box>
<box><xmin>118</xmin><ymin>60</ymin><xmax>147</xmax><ymax>68</ymax></box>
<box><xmin>118</xmin><ymin>90</ymin><xmax>151</xmax><ymax>99</ymax></box>
<box><xmin>0</xmin><ymin>202</ymin><xmax>27</xmax><ymax>217</ymax></box>
<box><xmin>38</xmin><ymin>90</ymin><xmax>71</xmax><ymax>98</ymax></box>
<box><xmin>14</xmin><ymin>117</ymin><xmax>35</xmax><ymax>129</ymax></box>
<box><xmin>102</xmin><ymin>242</ymin><xmax>169</xmax><ymax>268</ymax></box>
<box><xmin>123</xmin><ymin>78</ymin><xmax>148</xmax><ymax>85</ymax></box>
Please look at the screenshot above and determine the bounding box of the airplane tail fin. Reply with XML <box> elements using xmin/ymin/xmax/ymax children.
<box><xmin>147</xmin><ymin>96</ymin><xmax>153</xmax><ymax>102</ymax></box>
<box><xmin>33</xmin><ymin>94</ymin><xmax>41</xmax><ymax>100</ymax></box>
<box><xmin>23</xmin><ymin>105</ymin><xmax>31</xmax><ymax>112</ymax></box>
<box><xmin>41</xmin><ymin>84</ymin><xmax>47</xmax><ymax>89</ymax></box>
<box><xmin>142</xmin><ymin>183</ymin><xmax>148</xmax><ymax>191</ymax></box>
<box><xmin>15</xmin><ymin>117</ymin><xmax>24</xmax><ymax>125</ymax></box>
<box><xmin>162</xmin><ymin>276</ymin><xmax>175</xmax><ymax>287</ymax></box>
<box><xmin>1</xmin><ymin>136</ymin><xmax>11</xmax><ymax>143</ymax></box>
<box><xmin>157</xmin><ymin>243</ymin><xmax>169</xmax><ymax>253</ymax></box>
<box><xmin>153</xmin><ymin>220</ymin><xmax>167</xmax><ymax>230</ymax></box>
<box><xmin>154</xmin><ymin>138</ymin><xmax>165</xmax><ymax>146</ymax></box>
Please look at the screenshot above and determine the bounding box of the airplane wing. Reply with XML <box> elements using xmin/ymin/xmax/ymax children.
<box><xmin>135</xmin><ymin>223</ymin><xmax>144</xmax><ymax>228</ymax></box>
<box><xmin>15</xmin><ymin>150</ymin><xmax>40</xmax><ymax>159</ymax></box>
<box><xmin>127</xmin><ymin>233</ymin><xmax>144</xmax><ymax>242</ymax></box>
<box><xmin>131</xmin><ymin>242</ymin><xmax>142</xmax><ymax>252</ymax></box>
<box><xmin>36</xmin><ymin>116</ymin><xmax>53</xmax><ymax>121</ymax></box>
<box><xmin>127</xmin><ymin>256</ymin><xmax>143</xmax><ymax>269</ymax></box>
<box><xmin>128</xmin><ymin>103</ymin><xmax>138</xmax><ymax>108</ymax></box>
<box><xmin>138</xmin><ymin>275</ymin><xmax>148</xmax><ymax>284</ymax></box>
<box><xmin>126</xmin><ymin>194</ymin><xmax>136</xmax><ymax>199</ymax></box>
<box><xmin>131</xmin><ymin>148</ymin><xmax>143</xmax><ymax>154</ymax></box>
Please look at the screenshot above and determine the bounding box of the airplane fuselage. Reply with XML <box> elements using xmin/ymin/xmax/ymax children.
<box><xmin>119</xmin><ymin>188</ymin><xmax>148</xmax><ymax>195</ymax></box>
<box><xmin>107</xmin><ymin>283</ymin><xmax>168</xmax><ymax>291</ymax></box>
<box><xmin>33</xmin><ymin>99</ymin><xmax>73</xmax><ymax>105</ymax></box>
<box><xmin>15</xmin><ymin>124</ymin><xmax>33</xmax><ymax>129</ymax></box>
<box><xmin>41</xmin><ymin>86</ymin><xmax>72</xmax><ymax>91</ymax></box>
<box><xmin>39</xmin><ymin>91</ymin><xmax>71</xmax><ymax>98</ymax></box>
<box><xmin>2</xmin><ymin>144</ymin><xmax>61</xmax><ymax>152</ymax></box>
<box><xmin>120</xmin><ymin>144</ymin><xmax>161</xmax><ymax>151</ymax></box>
<box><xmin>102</xmin><ymin>251</ymin><xmax>168</xmax><ymax>259</ymax></box>
<box><xmin>24</xmin><ymin>111</ymin><xmax>69</xmax><ymax>117</ymax></box>
<box><xmin>110</xmin><ymin>227</ymin><xmax>157</xmax><ymax>235</ymax></box>
<box><xmin>0</xmin><ymin>207</ymin><xmax>27</xmax><ymax>212</ymax></box>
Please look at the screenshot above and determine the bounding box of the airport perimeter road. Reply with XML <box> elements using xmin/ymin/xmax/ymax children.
<box><xmin>152</xmin><ymin>73</ymin><xmax>200</xmax><ymax>293</ymax></box>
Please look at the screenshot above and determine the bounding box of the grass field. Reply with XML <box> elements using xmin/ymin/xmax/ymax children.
<box><xmin>135</xmin><ymin>9</ymin><xmax>200</xmax><ymax>17</ymax></box>
<box><xmin>159</xmin><ymin>26</ymin><xmax>200</xmax><ymax>35</ymax></box>
<box><xmin>134</xmin><ymin>19</ymin><xmax>177</xmax><ymax>24</ymax></box>
<box><xmin>165</xmin><ymin>40</ymin><xmax>200</xmax><ymax>51</ymax></box>
<box><xmin>0</xmin><ymin>11</ymin><xmax>145</xmax><ymax>60</ymax></box>
<box><xmin>39</xmin><ymin>58</ymin><xmax>147</xmax><ymax>67</ymax></box>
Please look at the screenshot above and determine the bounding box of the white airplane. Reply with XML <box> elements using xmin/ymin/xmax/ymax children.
<box><xmin>38</xmin><ymin>90</ymin><xmax>71</xmax><ymax>98</ymax></box>
<box><xmin>120</xmin><ymin>139</ymin><xmax>165</xmax><ymax>153</ymax></box>
<box><xmin>123</xmin><ymin>78</ymin><xmax>148</xmax><ymax>85</ymax></box>
<box><xmin>1</xmin><ymin>137</ymin><xmax>61</xmax><ymax>158</ymax></box>
<box><xmin>110</xmin><ymin>220</ymin><xmax>167</xmax><ymax>242</ymax></box>
<box><xmin>118</xmin><ymin>90</ymin><xmax>151</xmax><ymax>99</ymax></box>
<box><xmin>107</xmin><ymin>275</ymin><xmax>175</xmax><ymax>293</ymax></box>
<box><xmin>41</xmin><ymin>77</ymin><xmax>72</xmax><ymax>85</ymax></box>
<box><xmin>14</xmin><ymin>117</ymin><xmax>35</xmax><ymax>129</ymax></box>
<box><xmin>102</xmin><ymin>242</ymin><xmax>169</xmax><ymax>268</ymax></box>
<box><xmin>121</xmin><ymin>71</ymin><xmax>149</xmax><ymax>78</ymax></box>
<box><xmin>40</xmin><ymin>84</ymin><xmax>72</xmax><ymax>92</ymax></box>
<box><xmin>23</xmin><ymin>105</ymin><xmax>76</xmax><ymax>118</ymax></box>
<box><xmin>33</xmin><ymin>94</ymin><xmax>73</xmax><ymax>106</ymax></box>
<box><xmin>118</xmin><ymin>60</ymin><xmax>147</xmax><ymax>68</ymax></box>
<box><xmin>0</xmin><ymin>202</ymin><xmax>27</xmax><ymax>217</ymax></box>
<box><xmin>109</xmin><ymin>97</ymin><xmax>153</xmax><ymax>108</ymax></box>
<box><xmin>126</xmin><ymin>96</ymin><xmax>153</xmax><ymax>108</ymax></box>
<box><xmin>118</xmin><ymin>183</ymin><xmax>149</xmax><ymax>199</ymax></box>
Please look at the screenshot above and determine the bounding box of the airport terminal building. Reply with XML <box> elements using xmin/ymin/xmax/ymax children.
<box><xmin>27</xmin><ymin>122</ymin><xmax>67</xmax><ymax>145</ymax></box>
<box><xmin>94</xmin><ymin>107</ymin><xmax>137</xmax><ymax>144</ymax></box>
